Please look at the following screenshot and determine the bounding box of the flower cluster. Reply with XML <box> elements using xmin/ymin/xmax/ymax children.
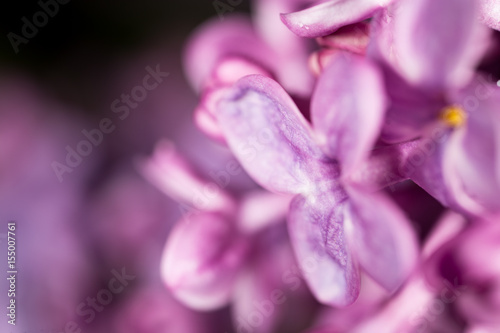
<box><xmin>141</xmin><ymin>0</ymin><xmax>500</xmax><ymax>332</ymax></box>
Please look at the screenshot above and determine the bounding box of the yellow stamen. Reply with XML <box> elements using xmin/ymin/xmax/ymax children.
<box><xmin>440</xmin><ymin>105</ymin><xmax>466</xmax><ymax>127</ymax></box>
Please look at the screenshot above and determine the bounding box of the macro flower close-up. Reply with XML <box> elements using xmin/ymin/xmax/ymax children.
<box><xmin>1</xmin><ymin>0</ymin><xmax>500</xmax><ymax>332</ymax></box>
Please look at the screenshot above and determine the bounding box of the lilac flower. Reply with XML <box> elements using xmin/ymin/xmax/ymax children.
<box><xmin>184</xmin><ymin>8</ymin><xmax>313</xmax><ymax>142</ymax></box>
<box><xmin>309</xmin><ymin>211</ymin><xmax>467</xmax><ymax>333</ymax></box>
<box><xmin>139</xmin><ymin>141</ymin><xmax>311</xmax><ymax>323</ymax></box>
<box><xmin>140</xmin><ymin>141</ymin><xmax>321</xmax><ymax>332</ymax></box>
<box><xmin>213</xmin><ymin>53</ymin><xmax>418</xmax><ymax>306</ymax></box>
<box><xmin>139</xmin><ymin>141</ymin><xmax>247</xmax><ymax>310</ymax></box>
<box><xmin>283</xmin><ymin>0</ymin><xmax>500</xmax><ymax>217</ymax></box>
<box><xmin>367</xmin><ymin>0</ymin><xmax>500</xmax><ymax>218</ymax></box>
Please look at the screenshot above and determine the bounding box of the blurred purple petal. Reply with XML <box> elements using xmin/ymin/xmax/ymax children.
<box><xmin>237</xmin><ymin>191</ymin><xmax>293</xmax><ymax>234</ymax></box>
<box><xmin>162</xmin><ymin>212</ymin><xmax>248</xmax><ymax>310</ymax></box>
<box><xmin>425</xmin><ymin>218</ymin><xmax>500</xmax><ymax>326</ymax></box>
<box><xmin>390</xmin><ymin>0</ymin><xmax>487</xmax><ymax>91</ymax></box>
<box><xmin>344</xmin><ymin>187</ymin><xmax>418</xmax><ymax>291</ymax></box>
<box><xmin>346</xmin><ymin>141</ymin><xmax>418</xmax><ymax>191</ymax></box>
<box><xmin>443</xmin><ymin>79</ymin><xmax>500</xmax><ymax>215</ymax></box>
<box><xmin>139</xmin><ymin>140</ymin><xmax>235</xmax><ymax>212</ymax></box>
<box><xmin>311</xmin><ymin>52</ymin><xmax>387</xmax><ymax>176</ymax></box>
<box><xmin>184</xmin><ymin>16</ymin><xmax>274</xmax><ymax>92</ymax></box>
<box><xmin>379</xmin><ymin>67</ymin><xmax>446</xmax><ymax>143</ymax></box>
<box><xmin>254</xmin><ymin>0</ymin><xmax>315</xmax><ymax>95</ymax></box>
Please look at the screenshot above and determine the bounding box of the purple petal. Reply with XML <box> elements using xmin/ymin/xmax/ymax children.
<box><xmin>161</xmin><ymin>212</ymin><xmax>248</xmax><ymax>310</ymax></box>
<box><xmin>280</xmin><ymin>0</ymin><xmax>393</xmax><ymax>38</ymax></box>
<box><xmin>350</xmin><ymin>274</ymin><xmax>436</xmax><ymax>332</ymax></box>
<box><xmin>287</xmin><ymin>192</ymin><xmax>360</xmax><ymax>307</ymax></box>
<box><xmin>379</xmin><ymin>67</ymin><xmax>445</xmax><ymax>143</ymax></box>
<box><xmin>480</xmin><ymin>0</ymin><xmax>500</xmax><ymax>30</ymax></box>
<box><xmin>422</xmin><ymin>210</ymin><xmax>467</xmax><ymax>258</ymax></box>
<box><xmin>345</xmin><ymin>141</ymin><xmax>418</xmax><ymax>191</ymax></box>
<box><xmin>216</xmin><ymin>74</ymin><xmax>339</xmax><ymax>195</ymax></box>
<box><xmin>443</xmin><ymin>78</ymin><xmax>500</xmax><ymax>215</ymax></box>
<box><xmin>401</xmin><ymin>131</ymin><xmax>462</xmax><ymax>211</ymax></box>
<box><xmin>138</xmin><ymin>140</ymin><xmax>236</xmax><ymax>212</ymax></box>
<box><xmin>237</xmin><ymin>191</ymin><xmax>293</xmax><ymax>234</ymax></box>
<box><xmin>254</xmin><ymin>0</ymin><xmax>315</xmax><ymax>95</ymax></box>
<box><xmin>194</xmin><ymin>57</ymin><xmax>272</xmax><ymax>143</ymax></box>
<box><xmin>204</xmin><ymin>56</ymin><xmax>273</xmax><ymax>89</ymax></box>
<box><xmin>389</xmin><ymin>0</ymin><xmax>488</xmax><ymax>91</ymax></box>
<box><xmin>184</xmin><ymin>16</ymin><xmax>274</xmax><ymax>92</ymax></box>
<box><xmin>311</xmin><ymin>52</ymin><xmax>387</xmax><ymax>176</ymax></box>
<box><xmin>194</xmin><ymin>87</ymin><xmax>232</xmax><ymax>144</ymax></box>
<box><xmin>343</xmin><ymin>187</ymin><xmax>418</xmax><ymax>291</ymax></box>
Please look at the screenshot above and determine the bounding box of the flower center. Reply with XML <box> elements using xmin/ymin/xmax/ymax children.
<box><xmin>440</xmin><ymin>105</ymin><xmax>466</xmax><ymax>127</ymax></box>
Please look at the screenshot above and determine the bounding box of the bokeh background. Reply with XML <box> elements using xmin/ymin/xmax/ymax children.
<box><xmin>0</xmin><ymin>1</ymin><xmax>261</xmax><ymax>332</ymax></box>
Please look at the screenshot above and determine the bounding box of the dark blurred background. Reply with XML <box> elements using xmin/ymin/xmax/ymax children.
<box><xmin>0</xmin><ymin>0</ymin><xmax>251</xmax><ymax>114</ymax></box>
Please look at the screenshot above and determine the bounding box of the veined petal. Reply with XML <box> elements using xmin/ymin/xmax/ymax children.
<box><xmin>216</xmin><ymin>74</ymin><xmax>338</xmax><ymax>195</ymax></box>
<box><xmin>311</xmin><ymin>52</ymin><xmax>387</xmax><ymax>176</ymax></box>
<box><xmin>287</xmin><ymin>193</ymin><xmax>360</xmax><ymax>307</ymax></box>
<box><xmin>344</xmin><ymin>187</ymin><xmax>418</xmax><ymax>291</ymax></box>
<box><xmin>280</xmin><ymin>0</ymin><xmax>393</xmax><ymax>38</ymax></box>
<box><xmin>161</xmin><ymin>213</ymin><xmax>248</xmax><ymax>310</ymax></box>
<box><xmin>391</xmin><ymin>0</ymin><xmax>487</xmax><ymax>91</ymax></box>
